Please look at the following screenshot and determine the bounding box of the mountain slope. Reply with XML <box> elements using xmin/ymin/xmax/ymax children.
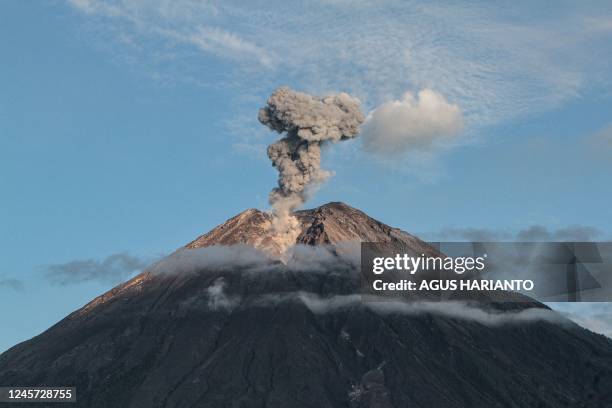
<box><xmin>1</xmin><ymin>202</ymin><xmax>611</xmax><ymax>408</ymax></box>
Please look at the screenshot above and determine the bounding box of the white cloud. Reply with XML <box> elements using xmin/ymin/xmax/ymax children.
<box><xmin>206</xmin><ymin>277</ymin><xmax>239</xmax><ymax>311</ymax></box>
<box><xmin>43</xmin><ymin>252</ymin><xmax>155</xmax><ymax>285</ymax></box>
<box><xmin>360</xmin><ymin>89</ymin><xmax>463</xmax><ymax>156</ymax></box>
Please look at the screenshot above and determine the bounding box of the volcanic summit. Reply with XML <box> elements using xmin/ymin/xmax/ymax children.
<box><xmin>185</xmin><ymin>202</ymin><xmax>434</xmax><ymax>255</ymax></box>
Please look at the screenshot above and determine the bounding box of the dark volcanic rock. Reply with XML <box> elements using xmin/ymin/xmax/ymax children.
<box><xmin>1</xmin><ymin>202</ymin><xmax>611</xmax><ymax>408</ymax></box>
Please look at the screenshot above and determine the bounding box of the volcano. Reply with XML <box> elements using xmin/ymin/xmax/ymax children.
<box><xmin>1</xmin><ymin>202</ymin><xmax>611</xmax><ymax>407</ymax></box>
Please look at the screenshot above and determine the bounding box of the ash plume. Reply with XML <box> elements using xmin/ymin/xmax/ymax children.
<box><xmin>258</xmin><ymin>87</ymin><xmax>364</xmax><ymax>252</ymax></box>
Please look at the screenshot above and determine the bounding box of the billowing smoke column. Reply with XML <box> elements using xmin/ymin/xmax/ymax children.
<box><xmin>259</xmin><ymin>87</ymin><xmax>364</xmax><ymax>252</ymax></box>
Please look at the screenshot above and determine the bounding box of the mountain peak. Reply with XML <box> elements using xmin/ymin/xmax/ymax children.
<box><xmin>185</xmin><ymin>201</ymin><xmax>428</xmax><ymax>255</ymax></box>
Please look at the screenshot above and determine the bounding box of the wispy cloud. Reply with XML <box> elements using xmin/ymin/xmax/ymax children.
<box><xmin>67</xmin><ymin>0</ymin><xmax>274</xmax><ymax>68</ymax></box>
<box><xmin>587</xmin><ymin>123</ymin><xmax>612</xmax><ymax>151</ymax></box>
<box><xmin>0</xmin><ymin>278</ymin><xmax>25</xmax><ymax>292</ymax></box>
<box><xmin>156</xmin><ymin>25</ymin><xmax>275</xmax><ymax>67</ymax></box>
<box><xmin>189</xmin><ymin>26</ymin><xmax>273</xmax><ymax>67</ymax></box>
<box><xmin>231</xmin><ymin>142</ymin><xmax>267</xmax><ymax>160</ymax></box>
<box><xmin>62</xmin><ymin>0</ymin><xmax>612</xmax><ymax>174</ymax></box>
<box><xmin>423</xmin><ymin>224</ymin><xmax>603</xmax><ymax>242</ymax></box>
<box><xmin>249</xmin><ymin>292</ymin><xmax>567</xmax><ymax>327</ymax></box>
<box><xmin>584</xmin><ymin>17</ymin><xmax>612</xmax><ymax>33</ymax></box>
<box><xmin>205</xmin><ymin>277</ymin><xmax>239</xmax><ymax>311</ymax></box>
<box><xmin>64</xmin><ymin>0</ymin><xmax>612</xmax><ymax>150</ymax></box>
<box><xmin>67</xmin><ymin>0</ymin><xmax>125</xmax><ymax>17</ymax></box>
<box><xmin>43</xmin><ymin>252</ymin><xmax>155</xmax><ymax>285</ymax></box>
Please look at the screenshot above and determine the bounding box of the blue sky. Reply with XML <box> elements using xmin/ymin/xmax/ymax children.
<box><xmin>1</xmin><ymin>0</ymin><xmax>612</xmax><ymax>352</ymax></box>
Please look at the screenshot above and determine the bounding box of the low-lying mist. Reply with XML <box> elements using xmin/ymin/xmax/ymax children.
<box><xmin>142</xmin><ymin>243</ymin><xmax>572</xmax><ymax>330</ymax></box>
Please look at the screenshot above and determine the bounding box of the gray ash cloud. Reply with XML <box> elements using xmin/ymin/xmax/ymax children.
<box><xmin>258</xmin><ymin>87</ymin><xmax>364</xmax><ymax>253</ymax></box>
